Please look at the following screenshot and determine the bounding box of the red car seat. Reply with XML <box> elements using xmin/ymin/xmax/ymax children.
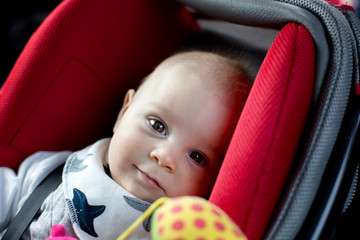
<box><xmin>1</xmin><ymin>0</ymin><xmax>359</xmax><ymax>239</ymax></box>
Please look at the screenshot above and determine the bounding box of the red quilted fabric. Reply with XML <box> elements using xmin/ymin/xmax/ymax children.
<box><xmin>209</xmin><ymin>23</ymin><xmax>315</xmax><ymax>240</ymax></box>
<box><xmin>0</xmin><ymin>0</ymin><xmax>197</xmax><ymax>170</ymax></box>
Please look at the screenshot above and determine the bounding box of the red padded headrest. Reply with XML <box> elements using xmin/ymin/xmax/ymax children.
<box><xmin>0</xmin><ymin>0</ymin><xmax>197</xmax><ymax>170</ymax></box>
<box><xmin>209</xmin><ymin>23</ymin><xmax>315</xmax><ymax>240</ymax></box>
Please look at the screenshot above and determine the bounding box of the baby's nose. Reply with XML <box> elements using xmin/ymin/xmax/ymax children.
<box><xmin>150</xmin><ymin>147</ymin><xmax>177</xmax><ymax>173</ymax></box>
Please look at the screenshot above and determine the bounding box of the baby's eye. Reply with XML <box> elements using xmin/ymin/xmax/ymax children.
<box><xmin>188</xmin><ymin>151</ymin><xmax>206</xmax><ymax>166</ymax></box>
<box><xmin>149</xmin><ymin>119</ymin><xmax>166</xmax><ymax>136</ymax></box>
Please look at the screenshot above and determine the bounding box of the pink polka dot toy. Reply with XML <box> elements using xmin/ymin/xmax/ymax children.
<box><xmin>150</xmin><ymin>196</ymin><xmax>247</xmax><ymax>240</ymax></box>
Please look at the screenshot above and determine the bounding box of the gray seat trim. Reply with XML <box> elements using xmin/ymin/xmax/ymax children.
<box><xmin>176</xmin><ymin>0</ymin><xmax>328</xmax><ymax>108</ymax></box>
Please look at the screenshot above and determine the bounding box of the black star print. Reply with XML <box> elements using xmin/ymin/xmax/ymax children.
<box><xmin>68</xmin><ymin>188</ymin><xmax>106</xmax><ymax>237</ymax></box>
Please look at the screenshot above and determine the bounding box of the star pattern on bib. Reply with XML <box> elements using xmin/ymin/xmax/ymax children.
<box><xmin>67</xmin><ymin>188</ymin><xmax>106</xmax><ymax>237</ymax></box>
<box><xmin>68</xmin><ymin>153</ymin><xmax>89</xmax><ymax>172</ymax></box>
<box><xmin>124</xmin><ymin>196</ymin><xmax>151</xmax><ymax>231</ymax></box>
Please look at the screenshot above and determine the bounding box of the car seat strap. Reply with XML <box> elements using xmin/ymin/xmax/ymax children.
<box><xmin>1</xmin><ymin>164</ymin><xmax>64</xmax><ymax>240</ymax></box>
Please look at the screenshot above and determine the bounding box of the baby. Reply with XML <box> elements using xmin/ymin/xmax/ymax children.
<box><xmin>0</xmin><ymin>51</ymin><xmax>251</xmax><ymax>239</ymax></box>
<box><xmin>108</xmin><ymin>50</ymin><xmax>251</xmax><ymax>203</ymax></box>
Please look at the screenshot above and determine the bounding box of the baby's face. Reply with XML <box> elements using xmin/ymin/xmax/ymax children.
<box><xmin>107</xmin><ymin>57</ymin><xmax>240</xmax><ymax>202</ymax></box>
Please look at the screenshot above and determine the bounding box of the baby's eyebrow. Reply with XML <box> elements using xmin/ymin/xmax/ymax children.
<box><xmin>149</xmin><ymin>102</ymin><xmax>170</xmax><ymax>115</ymax></box>
<box><xmin>148</xmin><ymin>102</ymin><xmax>182</xmax><ymax>126</ymax></box>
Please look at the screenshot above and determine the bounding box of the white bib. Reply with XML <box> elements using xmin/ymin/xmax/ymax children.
<box><xmin>63</xmin><ymin>139</ymin><xmax>151</xmax><ymax>239</ymax></box>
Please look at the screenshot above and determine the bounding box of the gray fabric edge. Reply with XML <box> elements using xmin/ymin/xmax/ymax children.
<box><xmin>176</xmin><ymin>0</ymin><xmax>329</xmax><ymax>112</ymax></box>
<box><xmin>264</xmin><ymin>0</ymin><xmax>354</xmax><ymax>239</ymax></box>
<box><xmin>345</xmin><ymin>10</ymin><xmax>360</xmax><ymax>85</ymax></box>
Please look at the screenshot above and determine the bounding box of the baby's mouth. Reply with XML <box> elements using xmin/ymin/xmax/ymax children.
<box><xmin>137</xmin><ymin>167</ymin><xmax>164</xmax><ymax>191</ymax></box>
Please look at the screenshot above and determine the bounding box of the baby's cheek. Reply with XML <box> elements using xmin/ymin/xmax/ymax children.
<box><xmin>194</xmin><ymin>169</ymin><xmax>217</xmax><ymax>196</ymax></box>
<box><xmin>109</xmin><ymin>132</ymin><xmax>136</xmax><ymax>161</ymax></box>
<box><xmin>174</xmin><ymin>170</ymin><xmax>212</xmax><ymax>198</ymax></box>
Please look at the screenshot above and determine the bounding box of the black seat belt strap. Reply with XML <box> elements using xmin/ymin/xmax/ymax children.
<box><xmin>1</xmin><ymin>164</ymin><xmax>64</xmax><ymax>240</ymax></box>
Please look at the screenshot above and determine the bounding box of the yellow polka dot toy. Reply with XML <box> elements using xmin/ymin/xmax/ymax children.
<box><xmin>150</xmin><ymin>196</ymin><xmax>247</xmax><ymax>240</ymax></box>
<box><xmin>117</xmin><ymin>196</ymin><xmax>247</xmax><ymax>240</ymax></box>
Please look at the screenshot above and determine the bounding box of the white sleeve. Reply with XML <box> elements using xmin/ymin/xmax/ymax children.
<box><xmin>0</xmin><ymin>151</ymin><xmax>72</xmax><ymax>232</ymax></box>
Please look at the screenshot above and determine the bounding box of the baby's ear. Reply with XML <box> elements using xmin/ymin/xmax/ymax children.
<box><xmin>113</xmin><ymin>89</ymin><xmax>136</xmax><ymax>133</ymax></box>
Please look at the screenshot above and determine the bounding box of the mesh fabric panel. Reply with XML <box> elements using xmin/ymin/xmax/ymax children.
<box><xmin>209</xmin><ymin>23</ymin><xmax>315</xmax><ymax>240</ymax></box>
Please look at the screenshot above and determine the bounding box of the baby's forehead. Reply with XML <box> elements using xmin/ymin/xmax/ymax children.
<box><xmin>138</xmin><ymin>53</ymin><xmax>208</xmax><ymax>86</ymax></box>
<box><xmin>138</xmin><ymin>51</ymin><xmax>251</xmax><ymax>105</ymax></box>
<box><xmin>159</xmin><ymin>51</ymin><xmax>230</xmax><ymax>69</ymax></box>
<box><xmin>145</xmin><ymin>52</ymin><xmax>235</xmax><ymax>87</ymax></box>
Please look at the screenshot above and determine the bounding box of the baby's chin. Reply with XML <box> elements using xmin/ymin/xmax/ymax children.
<box><xmin>132</xmin><ymin>192</ymin><xmax>164</xmax><ymax>203</ymax></box>
<box><xmin>123</xmin><ymin>185</ymin><xmax>164</xmax><ymax>203</ymax></box>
